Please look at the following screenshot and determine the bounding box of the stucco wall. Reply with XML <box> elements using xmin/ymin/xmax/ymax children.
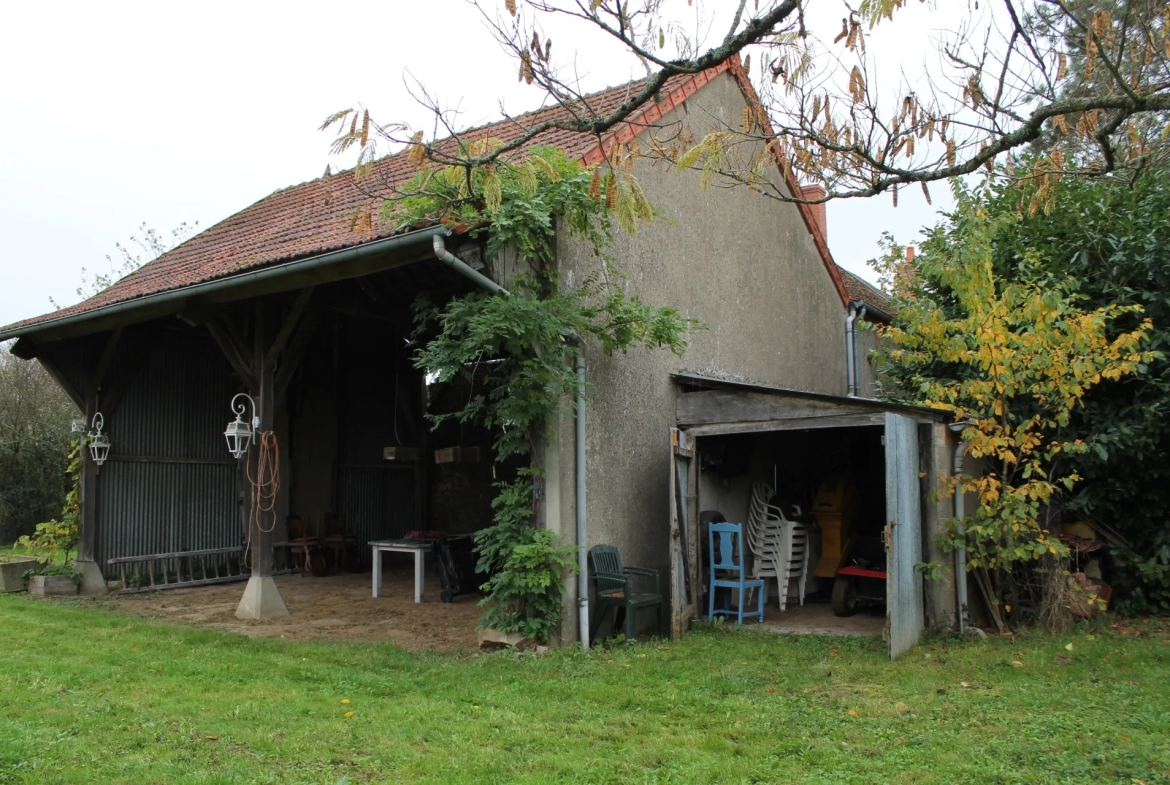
<box><xmin>546</xmin><ymin>71</ymin><xmax>850</xmax><ymax>641</ymax></box>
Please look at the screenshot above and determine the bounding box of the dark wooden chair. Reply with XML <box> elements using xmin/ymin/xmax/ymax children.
<box><xmin>589</xmin><ymin>544</ymin><xmax>664</xmax><ymax>644</ymax></box>
<box><xmin>287</xmin><ymin>515</ymin><xmax>327</xmax><ymax>577</ymax></box>
<box><xmin>320</xmin><ymin>511</ymin><xmax>359</xmax><ymax>573</ymax></box>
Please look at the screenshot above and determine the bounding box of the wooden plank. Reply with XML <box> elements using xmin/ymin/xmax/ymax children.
<box><xmin>684</xmin><ymin>412</ymin><xmax>886</xmax><ymax>437</ymax></box>
<box><xmin>106</xmin><ymin>455</ymin><xmax>237</xmax><ymax>466</ymax></box>
<box><xmin>108</xmin><ymin>546</ymin><xmax>244</xmax><ymax>564</ymax></box>
<box><xmin>675</xmin><ymin>449</ymin><xmax>692</xmax><ymax>607</ymax></box>
<box><xmin>668</xmin><ymin>428</ymin><xmax>687</xmax><ymax>638</ymax></box>
<box><xmin>687</xmin><ymin>438</ymin><xmax>701</xmax><ymax>621</ymax></box>
<box><xmin>676</xmin><ymin>389</ymin><xmax>873</xmax><ymax>426</ymax></box>
<box><xmin>337</xmin><ymin>463</ymin><xmax>416</xmax><ymax>471</ymax></box>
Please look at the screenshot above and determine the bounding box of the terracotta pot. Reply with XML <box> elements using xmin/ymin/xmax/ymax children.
<box><xmin>27</xmin><ymin>574</ymin><xmax>79</xmax><ymax>597</ymax></box>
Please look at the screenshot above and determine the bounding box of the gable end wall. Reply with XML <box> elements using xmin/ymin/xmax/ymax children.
<box><xmin>548</xmin><ymin>70</ymin><xmax>848</xmax><ymax>641</ymax></box>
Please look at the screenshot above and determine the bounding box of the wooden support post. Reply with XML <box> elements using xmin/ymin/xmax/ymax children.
<box><xmin>236</xmin><ymin>300</ymin><xmax>289</xmax><ymax>619</ymax></box>
<box><xmin>78</xmin><ymin>389</ymin><xmax>99</xmax><ymax>565</ymax></box>
<box><xmin>75</xmin><ymin>329</ymin><xmax>122</xmax><ymax>595</ymax></box>
<box><xmin>254</xmin><ymin>334</ymin><xmax>276</xmax><ymax>579</ymax></box>
<box><xmin>415</xmin><ymin>371</ymin><xmax>430</xmax><ymax>532</ymax></box>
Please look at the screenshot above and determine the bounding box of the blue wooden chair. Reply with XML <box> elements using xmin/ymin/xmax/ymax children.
<box><xmin>708</xmin><ymin>522</ymin><xmax>766</xmax><ymax>624</ymax></box>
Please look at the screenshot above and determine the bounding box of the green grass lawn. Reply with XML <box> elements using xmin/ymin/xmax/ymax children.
<box><xmin>1</xmin><ymin>595</ymin><xmax>1168</xmax><ymax>785</ymax></box>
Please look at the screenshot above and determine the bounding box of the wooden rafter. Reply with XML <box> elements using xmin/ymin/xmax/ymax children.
<box><xmin>206</xmin><ymin>318</ymin><xmax>257</xmax><ymax>391</ymax></box>
<box><xmin>266</xmin><ymin>288</ymin><xmax>314</xmax><ymax>364</ymax></box>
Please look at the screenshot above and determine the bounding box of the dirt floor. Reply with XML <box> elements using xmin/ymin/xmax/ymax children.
<box><xmin>106</xmin><ymin>565</ymin><xmax>482</xmax><ymax>653</ymax></box>
<box><xmin>105</xmin><ymin>567</ymin><xmax>883</xmax><ymax>652</ymax></box>
<box><xmin>760</xmin><ymin>598</ymin><xmax>886</xmax><ymax>636</ymax></box>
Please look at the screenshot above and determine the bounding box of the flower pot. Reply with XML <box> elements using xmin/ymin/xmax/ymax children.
<box><xmin>27</xmin><ymin>574</ymin><xmax>79</xmax><ymax>597</ymax></box>
<box><xmin>0</xmin><ymin>557</ymin><xmax>42</xmax><ymax>592</ymax></box>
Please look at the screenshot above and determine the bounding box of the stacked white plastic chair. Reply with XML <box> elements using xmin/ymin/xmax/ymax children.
<box><xmin>745</xmin><ymin>481</ymin><xmax>811</xmax><ymax>611</ymax></box>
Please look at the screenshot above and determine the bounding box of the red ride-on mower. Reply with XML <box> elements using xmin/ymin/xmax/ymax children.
<box><xmin>831</xmin><ymin>535</ymin><xmax>887</xmax><ymax>617</ymax></box>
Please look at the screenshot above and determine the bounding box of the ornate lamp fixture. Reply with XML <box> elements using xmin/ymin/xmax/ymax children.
<box><xmin>88</xmin><ymin>413</ymin><xmax>110</xmax><ymax>466</ymax></box>
<box><xmin>224</xmin><ymin>393</ymin><xmax>259</xmax><ymax>459</ymax></box>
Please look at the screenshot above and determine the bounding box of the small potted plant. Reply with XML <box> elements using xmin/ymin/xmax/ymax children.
<box><xmin>19</xmin><ymin>518</ymin><xmax>81</xmax><ymax>597</ymax></box>
<box><xmin>17</xmin><ymin>440</ymin><xmax>84</xmax><ymax>597</ymax></box>
<box><xmin>0</xmin><ymin>550</ymin><xmax>43</xmax><ymax>592</ymax></box>
<box><xmin>25</xmin><ymin>563</ymin><xmax>82</xmax><ymax>596</ymax></box>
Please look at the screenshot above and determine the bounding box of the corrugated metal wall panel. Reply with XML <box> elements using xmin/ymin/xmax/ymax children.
<box><xmin>110</xmin><ymin>343</ymin><xmax>235</xmax><ymax>459</ymax></box>
<box><xmin>96</xmin><ymin>461</ymin><xmax>238</xmax><ymax>568</ymax></box>
<box><xmin>335</xmin><ymin>339</ymin><xmax>419</xmax><ymax>553</ymax></box>
<box><xmin>338</xmin><ymin>466</ymin><xmax>415</xmax><ymax>551</ymax></box>
<box><xmin>94</xmin><ymin>336</ymin><xmax>240</xmax><ymax>574</ymax></box>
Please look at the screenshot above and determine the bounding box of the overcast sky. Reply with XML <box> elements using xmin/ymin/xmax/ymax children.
<box><xmin>0</xmin><ymin>0</ymin><xmax>952</xmax><ymax>328</ymax></box>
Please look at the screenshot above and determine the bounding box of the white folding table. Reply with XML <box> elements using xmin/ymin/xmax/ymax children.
<box><xmin>370</xmin><ymin>539</ymin><xmax>434</xmax><ymax>602</ymax></box>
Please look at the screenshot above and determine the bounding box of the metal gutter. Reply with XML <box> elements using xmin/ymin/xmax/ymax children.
<box><xmin>0</xmin><ymin>225</ymin><xmax>452</xmax><ymax>342</ymax></box>
<box><xmin>853</xmin><ymin>299</ymin><xmax>893</xmax><ymax>324</ymax></box>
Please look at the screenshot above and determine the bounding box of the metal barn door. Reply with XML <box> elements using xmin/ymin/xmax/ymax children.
<box><xmin>885</xmin><ymin>412</ymin><xmax>924</xmax><ymax>659</ymax></box>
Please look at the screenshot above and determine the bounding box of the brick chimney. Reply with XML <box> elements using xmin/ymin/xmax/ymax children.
<box><xmin>800</xmin><ymin>185</ymin><xmax>827</xmax><ymax>242</ymax></box>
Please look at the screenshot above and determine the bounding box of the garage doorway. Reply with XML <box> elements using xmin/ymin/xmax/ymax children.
<box><xmin>668</xmin><ymin>374</ymin><xmax>950</xmax><ymax>659</ymax></box>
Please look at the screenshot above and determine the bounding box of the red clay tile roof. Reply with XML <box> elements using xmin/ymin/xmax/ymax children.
<box><xmin>838</xmin><ymin>267</ymin><xmax>893</xmax><ymax>316</ymax></box>
<box><xmin>3</xmin><ymin>58</ymin><xmax>847</xmax><ymax>337</ymax></box>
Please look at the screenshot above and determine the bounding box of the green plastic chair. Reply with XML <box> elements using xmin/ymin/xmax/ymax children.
<box><xmin>588</xmin><ymin>544</ymin><xmax>664</xmax><ymax>643</ymax></box>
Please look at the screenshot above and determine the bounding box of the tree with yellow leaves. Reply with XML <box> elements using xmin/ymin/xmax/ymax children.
<box><xmin>874</xmin><ymin>183</ymin><xmax>1157</xmax><ymax>632</ymax></box>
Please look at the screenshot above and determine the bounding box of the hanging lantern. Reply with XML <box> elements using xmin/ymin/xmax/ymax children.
<box><xmin>224</xmin><ymin>393</ymin><xmax>258</xmax><ymax>459</ymax></box>
<box><xmin>88</xmin><ymin>413</ymin><xmax>110</xmax><ymax>466</ymax></box>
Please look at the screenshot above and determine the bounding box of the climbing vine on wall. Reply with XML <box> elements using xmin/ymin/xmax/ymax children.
<box><xmin>401</xmin><ymin>142</ymin><xmax>698</xmax><ymax>643</ymax></box>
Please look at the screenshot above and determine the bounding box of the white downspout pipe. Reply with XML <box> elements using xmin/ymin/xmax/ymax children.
<box><xmin>845</xmin><ymin>302</ymin><xmax>867</xmax><ymax>398</ymax></box>
<box><xmin>852</xmin><ymin>303</ymin><xmax>867</xmax><ymax>397</ymax></box>
<box><xmin>845</xmin><ymin>304</ymin><xmax>858</xmax><ymax>397</ymax></box>
<box><xmin>575</xmin><ymin>354</ymin><xmax>590</xmax><ymax>649</ymax></box>
<box><xmin>433</xmin><ymin>234</ymin><xmax>509</xmax><ymax>295</ymax></box>
<box><xmin>433</xmin><ymin>234</ymin><xmax>590</xmax><ymax>649</ymax></box>
<box><xmin>949</xmin><ymin>422</ymin><xmax>972</xmax><ymax>634</ymax></box>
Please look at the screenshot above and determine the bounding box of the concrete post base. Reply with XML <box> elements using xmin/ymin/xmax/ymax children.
<box><xmin>77</xmin><ymin>560</ymin><xmax>107</xmax><ymax>596</ymax></box>
<box><xmin>235</xmin><ymin>576</ymin><xmax>289</xmax><ymax>619</ymax></box>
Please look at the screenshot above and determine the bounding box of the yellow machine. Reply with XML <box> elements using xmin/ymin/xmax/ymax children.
<box><xmin>812</xmin><ymin>475</ymin><xmax>858</xmax><ymax>578</ymax></box>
